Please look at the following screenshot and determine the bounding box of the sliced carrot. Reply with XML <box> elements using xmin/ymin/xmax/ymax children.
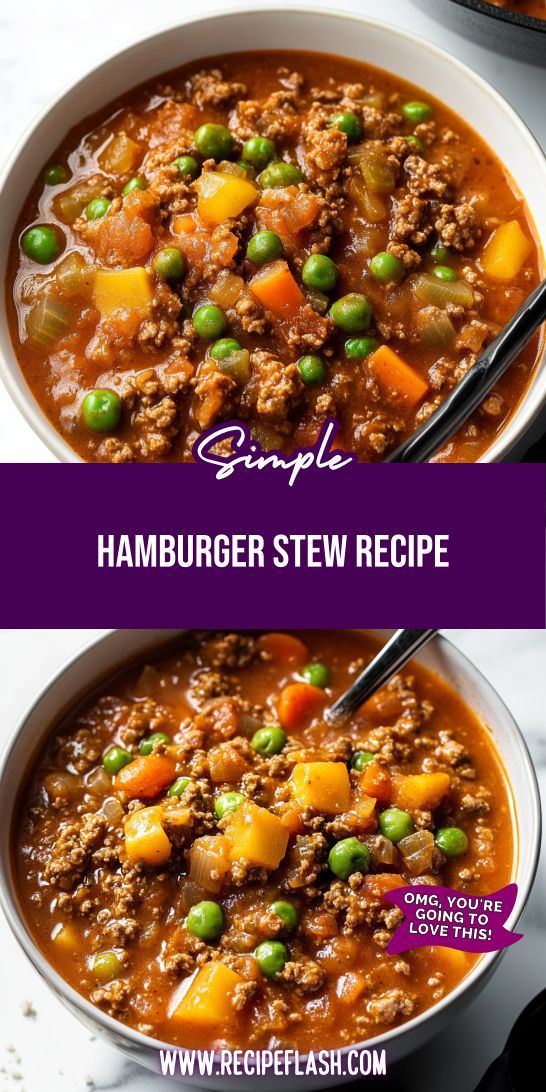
<box><xmin>363</xmin><ymin>873</ymin><xmax>406</xmax><ymax>900</ymax></box>
<box><xmin>257</xmin><ymin>632</ymin><xmax>309</xmax><ymax>665</ymax></box>
<box><xmin>368</xmin><ymin>344</ymin><xmax>429</xmax><ymax>407</ymax></box>
<box><xmin>115</xmin><ymin>753</ymin><xmax>176</xmax><ymax>800</ymax></box>
<box><xmin>173</xmin><ymin>214</ymin><xmax>197</xmax><ymax>234</ymax></box>
<box><xmin>278</xmin><ymin>682</ymin><xmax>327</xmax><ymax>730</ymax></box>
<box><xmin>249</xmin><ymin>259</ymin><xmax>305</xmax><ymax>319</ymax></box>
<box><xmin>359</xmin><ymin>761</ymin><xmax>392</xmax><ymax>803</ymax></box>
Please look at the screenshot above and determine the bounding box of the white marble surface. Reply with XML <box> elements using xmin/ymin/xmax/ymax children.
<box><xmin>1</xmin><ymin>0</ymin><xmax>546</xmax><ymax>461</ymax></box>
<box><xmin>0</xmin><ymin>628</ymin><xmax>544</xmax><ymax>1092</ymax></box>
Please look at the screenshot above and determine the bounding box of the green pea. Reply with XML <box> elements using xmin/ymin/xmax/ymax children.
<box><xmin>435</xmin><ymin>827</ymin><xmax>469</xmax><ymax>858</ymax></box>
<box><xmin>251</xmin><ymin>725</ymin><xmax>287</xmax><ymax>757</ymax></box>
<box><xmin>215</xmin><ymin>791</ymin><xmax>245</xmax><ymax>819</ymax></box>
<box><xmin>139</xmin><ymin>732</ymin><xmax>171</xmax><ymax>756</ymax></box>
<box><xmin>297</xmin><ymin>355</ymin><xmax>327</xmax><ymax>387</ymax></box>
<box><xmin>173</xmin><ymin>155</ymin><xmax>200</xmax><ymax>179</ymax></box>
<box><xmin>93</xmin><ymin>951</ymin><xmax>122</xmax><ymax>982</ymax></box>
<box><xmin>344</xmin><ymin>336</ymin><xmax>379</xmax><ymax>360</ymax></box>
<box><xmin>153</xmin><ymin>246</ymin><xmax>185</xmax><ymax>281</ymax></box>
<box><xmin>167</xmin><ymin>776</ymin><xmax>192</xmax><ymax>798</ymax></box>
<box><xmin>370</xmin><ymin>251</ymin><xmax>405</xmax><ymax>284</ymax></box>
<box><xmin>269</xmin><ymin>900</ymin><xmax>298</xmax><ymax>932</ymax></box>
<box><xmin>431</xmin><ymin>244</ymin><xmax>452</xmax><ymax>264</ymax></box>
<box><xmin>301</xmin><ymin>662</ymin><xmax>330</xmax><ymax>688</ymax></box>
<box><xmin>44</xmin><ymin>164</ymin><xmax>70</xmax><ymax>186</ymax></box>
<box><xmin>194</xmin><ymin>123</ymin><xmax>234</xmax><ymax>161</ymax></box>
<box><xmin>82</xmin><ymin>389</ymin><xmax>122</xmax><ymax>433</ymax></box>
<box><xmin>186</xmin><ymin>901</ymin><xmax>224</xmax><ymax>942</ymax></box>
<box><xmin>329</xmin><ymin>293</ymin><xmax>373</xmax><ymax>334</ymax></box>
<box><xmin>246</xmin><ymin>230</ymin><xmax>283</xmax><ymax>265</ymax></box>
<box><xmin>402</xmin><ymin>101</ymin><xmax>433</xmax><ymax>125</ymax></box>
<box><xmin>22</xmin><ymin>225</ymin><xmax>61</xmax><ymax>265</ymax></box>
<box><xmin>327</xmin><ymin>112</ymin><xmax>362</xmax><ymax>144</ymax></box>
<box><xmin>122</xmin><ymin>176</ymin><xmax>147</xmax><ymax>195</ymax></box>
<box><xmin>257</xmin><ymin>161</ymin><xmax>303</xmax><ymax>188</ymax></box>
<box><xmin>255</xmin><ymin>940</ymin><xmax>288</xmax><ymax>978</ymax></box>
<box><xmin>406</xmin><ymin>135</ymin><xmax>425</xmax><ymax>153</ymax></box>
<box><xmin>85</xmin><ymin>197</ymin><xmax>111</xmax><ymax>221</ymax></box>
<box><xmin>379</xmin><ymin>808</ymin><xmax>415</xmax><ymax>844</ymax></box>
<box><xmin>192</xmin><ymin>304</ymin><xmax>227</xmax><ymax>341</ymax></box>
<box><xmin>328</xmin><ymin>837</ymin><xmax>371</xmax><ymax>880</ymax></box>
<box><xmin>242</xmin><ymin>136</ymin><xmax>277</xmax><ymax>169</ymax></box>
<box><xmin>302</xmin><ymin>254</ymin><xmax>339</xmax><ymax>292</ymax></box>
<box><xmin>434</xmin><ymin>265</ymin><xmax>458</xmax><ymax>282</ymax></box>
<box><xmin>350</xmin><ymin>750</ymin><xmax>375</xmax><ymax>770</ymax></box>
<box><xmin>210</xmin><ymin>338</ymin><xmax>242</xmax><ymax>360</ymax></box>
<box><xmin>102</xmin><ymin>746</ymin><xmax>133</xmax><ymax>775</ymax></box>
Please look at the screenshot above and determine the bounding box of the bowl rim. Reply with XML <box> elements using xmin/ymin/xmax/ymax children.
<box><xmin>0</xmin><ymin>2</ymin><xmax>546</xmax><ymax>464</ymax></box>
<box><xmin>445</xmin><ymin>0</ymin><xmax>546</xmax><ymax>33</ymax></box>
<box><xmin>0</xmin><ymin>626</ymin><xmax>541</xmax><ymax>1064</ymax></box>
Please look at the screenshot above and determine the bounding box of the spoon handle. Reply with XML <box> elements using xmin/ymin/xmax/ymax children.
<box><xmin>384</xmin><ymin>278</ymin><xmax>546</xmax><ymax>464</ymax></box>
<box><xmin>326</xmin><ymin>628</ymin><xmax>438</xmax><ymax>723</ymax></box>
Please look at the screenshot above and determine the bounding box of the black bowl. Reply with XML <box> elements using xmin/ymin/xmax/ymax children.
<box><xmin>412</xmin><ymin>0</ymin><xmax>546</xmax><ymax>64</ymax></box>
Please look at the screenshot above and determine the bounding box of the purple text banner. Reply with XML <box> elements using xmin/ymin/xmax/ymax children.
<box><xmin>2</xmin><ymin>463</ymin><xmax>545</xmax><ymax>628</ymax></box>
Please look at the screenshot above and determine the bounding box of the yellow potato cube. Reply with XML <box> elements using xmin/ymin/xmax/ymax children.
<box><xmin>289</xmin><ymin>761</ymin><xmax>351</xmax><ymax>815</ymax></box>
<box><xmin>223</xmin><ymin>800</ymin><xmax>289</xmax><ymax>869</ymax></box>
<box><xmin>195</xmin><ymin>172</ymin><xmax>259</xmax><ymax>225</ymax></box>
<box><xmin>93</xmin><ymin>267</ymin><xmax>152</xmax><ymax>319</ymax></box>
<box><xmin>395</xmin><ymin>772</ymin><xmax>451</xmax><ymax>811</ymax></box>
<box><xmin>172</xmin><ymin>961</ymin><xmax>243</xmax><ymax>1028</ymax></box>
<box><xmin>124</xmin><ymin>805</ymin><xmax>171</xmax><ymax>866</ymax></box>
<box><xmin>481</xmin><ymin>220</ymin><xmax>532</xmax><ymax>281</ymax></box>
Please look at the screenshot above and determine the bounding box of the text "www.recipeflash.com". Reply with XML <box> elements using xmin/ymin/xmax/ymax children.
<box><xmin>158</xmin><ymin>1048</ymin><xmax>387</xmax><ymax>1078</ymax></box>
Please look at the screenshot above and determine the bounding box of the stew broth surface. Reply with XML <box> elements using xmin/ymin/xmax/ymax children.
<box><xmin>16</xmin><ymin>631</ymin><xmax>513</xmax><ymax>1050</ymax></box>
<box><xmin>7</xmin><ymin>50</ymin><xmax>543</xmax><ymax>463</ymax></box>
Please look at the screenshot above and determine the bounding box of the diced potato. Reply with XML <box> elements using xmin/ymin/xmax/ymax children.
<box><xmin>172</xmin><ymin>961</ymin><xmax>243</xmax><ymax>1028</ymax></box>
<box><xmin>223</xmin><ymin>800</ymin><xmax>289</xmax><ymax>869</ymax></box>
<box><xmin>395</xmin><ymin>772</ymin><xmax>451</xmax><ymax>811</ymax></box>
<box><xmin>336</xmin><ymin>971</ymin><xmax>366</xmax><ymax>1004</ymax></box>
<box><xmin>481</xmin><ymin>220</ymin><xmax>532</xmax><ymax>281</ymax></box>
<box><xmin>289</xmin><ymin>762</ymin><xmax>351</xmax><ymax>815</ymax></box>
<box><xmin>99</xmin><ymin>133</ymin><xmax>143</xmax><ymax>175</ymax></box>
<box><xmin>195</xmin><ymin>172</ymin><xmax>259</xmax><ymax>225</ymax></box>
<box><xmin>93</xmin><ymin>267</ymin><xmax>152</xmax><ymax>319</ymax></box>
<box><xmin>124</xmin><ymin>805</ymin><xmax>171</xmax><ymax>866</ymax></box>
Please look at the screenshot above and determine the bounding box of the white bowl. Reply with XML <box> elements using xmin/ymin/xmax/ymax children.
<box><xmin>0</xmin><ymin>628</ymin><xmax>540</xmax><ymax>1088</ymax></box>
<box><xmin>0</xmin><ymin>5</ymin><xmax>545</xmax><ymax>462</ymax></box>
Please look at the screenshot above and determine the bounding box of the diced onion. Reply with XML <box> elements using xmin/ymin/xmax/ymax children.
<box><xmin>189</xmin><ymin>836</ymin><xmax>230</xmax><ymax>893</ymax></box>
<box><xmin>251</xmin><ymin>424</ymin><xmax>283</xmax><ymax>451</ymax></box>
<box><xmin>367</xmin><ymin>834</ymin><xmax>398</xmax><ymax>868</ymax></box>
<box><xmin>413</xmin><ymin>273</ymin><xmax>474</xmax><ymax>310</ymax></box>
<box><xmin>358</xmin><ymin>149</ymin><xmax>396</xmax><ymax>195</ymax></box>
<box><xmin>55</xmin><ymin>251</ymin><xmax>94</xmax><ymax>297</ymax></box>
<box><xmin>348</xmin><ymin>176</ymin><xmax>387</xmax><ymax>223</ymax></box>
<box><xmin>85</xmin><ymin>766</ymin><xmax>112</xmax><ymax>794</ymax></box>
<box><xmin>209</xmin><ymin>270</ymin><xmax>246</xmax><ymax>308</ymax></box>
<box><xmin>101</xmin><ymin>796</ymin><xmax>124</xmax><ymax>824</ymax></box>
<box><xmin>53</xmin><ymin>176</ymin><xmax>105</xmax><ymax>224</ymax></box>
<box><xmin>398</xmin><ymin>829</ymin><xmax>435</xmax><ymax>875</ymax></box>
<box><xmin>25</xmin><ymin>297</ymin><xmax>71</xmax><ymax>349</ymax></box>
<box><xmin>216</xmin><ymin>349</ymin><xmax>251</xmax><ymax>385</ymax></box>
<box><xmin>43</xmin><ymin>771</ymin><xmax>80</xmax><ymax>801</ymax></box>
<box><xmin>416</xmin><ymin>306</ymin><xmax>456</xmax><ymax>350</ymax></box>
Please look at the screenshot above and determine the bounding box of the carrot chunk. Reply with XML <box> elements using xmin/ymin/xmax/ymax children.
<box><xmin>257</xmin><ymin>632</ymin><xmax>309</xmax><ymax>665</ymax></box>
<box><xmin>368</xmin><ymin>344</ymin><xmax>429</xmax><ymax>407</ymax></box>
<box><xmin>249</xmin><ymin>259</ymin><xmax>305</xmax><ymax>319</ymax></box>
<box><xmin>359</xmin><ymin>760</ymin><xmax>392</xmax><ymax>803</ymax></box>
<box><xmin>278</xmin><ymin>682</ymin><xmax>326</xmax><ymax>730</ymax></box>
<box><xmin>115</xmin><ymin>753</ymin><xmax>176</xmax><ymax>799</ymax></box>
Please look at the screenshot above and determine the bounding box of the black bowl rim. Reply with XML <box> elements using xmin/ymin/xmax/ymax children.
<box><xmin>447</xmin><ymin>0</ymin><xmax>546</xmax><ymax>32</ymax></box>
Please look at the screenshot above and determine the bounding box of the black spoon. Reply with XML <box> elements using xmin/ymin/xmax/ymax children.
<box><xmin>384</xmin><ymin>278</ymin><xmax>546</xmax><ymax>463</ymax></box>
<box><xmin>326</xmin><ymin>628</ymin><xmax>437</xmax><ymax>723</ymax></box>
<box><xmin>473</xmin><ymin>988</ymin><xmax>546</xmax><ymax>1091</ymax></box>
